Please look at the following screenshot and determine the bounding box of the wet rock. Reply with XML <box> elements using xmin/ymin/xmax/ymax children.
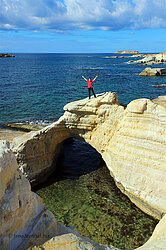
<box><xmin>153</xmin><ymin>85</ymin><xmax>166</xmax><ymax>88</ymax></box>
<box><xmin>5</xmin><ymin>123</ymin><xmax>46</xmax><ymax>132</ymax></box>
<box><xmin>139</xmin><ymin>67</ymin><xmax>166</xmax><ymax>76</ymax></box>
<box><xmin>0</xmin><ymin>53</ymin><xmax>15</xmax><ymax>58</ymax></box>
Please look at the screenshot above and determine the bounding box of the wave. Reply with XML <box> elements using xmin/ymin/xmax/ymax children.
<box><xmin>72</xmin><ymin>67</ymin><xmax>104</xmax><ymax>70</ymax></box>
<box><xmin>11</xmin><ymin>119</ymin><xmax>57</xmax><ymax>126</ymax></box>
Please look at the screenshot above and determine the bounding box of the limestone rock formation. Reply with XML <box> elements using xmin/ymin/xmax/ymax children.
<box><xmin>131</xmin><ymin>56</ymin><xmax>156</xmax><ymax>64</ymax></box>
<box><xmin>0</xmin><ymin>128</ymin><xmax>26</xmax><ymax>144</ymax></box>
<box><xmin>128</xmin><ymin>53</ymin><xmax>166</xmax><ymax>64</ymax></box>
<box><xmin>139</xmin><ymin>67</ymin><xmax>166</xmax><ymax>76</ymax></box>
<box><xmin>30</xmin><ymin>232</ymin><xmax>118</xmax><ymax>250</ymax></box>
<box><xmin>0</xmin><ymin>140</ymin><xmax>73</xmax><ymax>250</ymax></box>
<box><xmin>0</xmin><ymin>138</ymin><xmax>165</xmax><ymax>250</ymax></box>
<box><xmin>0</xmin><ymin>140</ymin><xmax>119</xmax><ymax>250</ymax></box>
<box><xmin>13</xmin><ymin>92</ymin><xmax>166</xmax><ymax>221</ymax></box>
<box><xmin>115</xmin><ymin>51</ymin><xmax>139</xmax><ymax>54</ymax></box>
<box><xmin>5</xmin><ymin>123</ymin><xmax>46</xmax><ymax>132</ymax></box>
<box><xmin>30</xmin><ymin>215</ymin><xmax>166</xmax><ymax>250</ymax></box>
<box><xmin>153</xmin><ymin>95</ymin><xmax>166</xmax><ymax>107</ymax></box>
<box><xmin>1</xmin><ymin>92</ymin><xmax>166</xmax><ymax>249</ymax></box>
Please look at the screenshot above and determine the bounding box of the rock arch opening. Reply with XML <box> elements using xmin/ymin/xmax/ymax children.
<box><xmin>54</xmin><ymin>137</ymin><xmax>103</xmax><ymax>180</ymax></box>
<box><xmin>33</xmin><ymin>137</ymin><xmax>103</xmax><ymax>188</ymax></box>
<box><xmin>34</xmin><ymin>137</ymin><xmax>158</xmax><ymax>250</ymax></box>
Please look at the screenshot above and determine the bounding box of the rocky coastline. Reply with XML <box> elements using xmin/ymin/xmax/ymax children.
<box><xmin>106</xmin><ymin>52</ymin><xmax>166</xmax><ymax>67</ymax></box>
<box><xmin>115</xmin><ymin>51</ymin><xmax>139</xmax><ymax>54</ymax></box>
<box><xmin>0</xmin><ymin>53</ymin><xmax>15</xmax><ymax>58</ymax></box>
<box><xmin>128</xmin><ymin>52</ymin><xmax>166</xmax><ymax>65</ymax></box>
<box><xmin>139</xmin><ymin>67</ymin><xmax>166</xmax><ymax>76</ymax></box>
<box><xmin>5</xmin><ymin>123</ymin><xmax>46</xmax><ymax>132</ymax></box>
<box><xmin>0</xmin><ymin>92</ymin><xmax>166</xmax><ymax>249</ymax></box>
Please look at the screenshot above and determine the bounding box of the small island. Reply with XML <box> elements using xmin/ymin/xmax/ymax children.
<box><xmin>0</xmin><ymin>53</ymin><xmax>15</xmax><ymax>58</ymax></box>
<box><xmin>115</xmin><ymin>50</ymin><xmax>139</xmax><ymax>54</ymax></box>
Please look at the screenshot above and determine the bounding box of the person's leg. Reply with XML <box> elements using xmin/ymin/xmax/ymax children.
<box><xmin>92</xmin><ymin>88</ymin><xmax>96</xmax><ymax>98</ymax></box>
<box><xmin>88</xmin><ymin>88</ymin><xmax>91</xmax><ymax>99</ymax></box>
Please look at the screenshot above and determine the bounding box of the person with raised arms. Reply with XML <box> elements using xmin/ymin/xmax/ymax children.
<box><xmin>82</xmin><ymin>75</ymin><xmax>98</xmax><ymax>99</ymax></box>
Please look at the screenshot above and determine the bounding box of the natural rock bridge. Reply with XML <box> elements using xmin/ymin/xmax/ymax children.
<box><xmin>1</xmin><ymin>92</ymin><xmax>166</xmax><ymax>249</ymax></box>
<box><xmin>13</xmin><ymin>92</ymin><xmax>166</xmax><ymax>220</ymax></box>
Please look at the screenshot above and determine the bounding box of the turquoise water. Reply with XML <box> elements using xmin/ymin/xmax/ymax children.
<box><xmin>35</xmin><ymin>139</ymin><xmax>158</xmax><ymax>249</ymax></box>
<box><xmin>0</xmin><ymin>53</ymin><xmax>166</xmax><ymax>125</ymax></box>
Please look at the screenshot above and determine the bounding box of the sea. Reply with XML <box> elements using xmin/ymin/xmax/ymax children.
<box><xmin>0</xmin><ymin>53</ymin><xmax>166</xmax><ymax>126</ymax></box>
<box><xmin>1</xmin><ymin>53</ymin><xmax>159</xmax><ymax>247</ymax></box>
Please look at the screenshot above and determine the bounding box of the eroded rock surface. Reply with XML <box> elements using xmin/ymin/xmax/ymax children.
<box><xmin>29</xmin><ymin>215</ymin><xmax>166</xmax><ymax>250</ymax></box>
<box><xmin>13</xmin><ymin>92</ymin><xmax>166</xmax><ymax>221</ymax></box>
<box><xmin>0</xmin><ymin>141</ymin><xmax>71</xmax><ymax>250</ymax></box>
<box><xmin>128</xmin><ymin>52</ymin><xmax>166</xmax><ymax>65</ymax></box>
<box><xmin>1</xmin><ymin>91</ymin><xmax>166</xmax><ymax>249</ymax></box>
<box><xmin>5</xmin><ymin>123</ymin><xmax>45</xmax><ymax>132</ymax></box>
<box><xmin>153</xmin><ymin>96</ymin><xmax>166</xmax><ymax>107</ymax></box>
<box><xmin>139</xmin><ymin>67</ymin><xmax>166</xmax><ymax>76</ymax></box>
<box><xmin>128</xmin><ymin>53</ymin><xmax>166</xmax><ymax>64</ymax></box>
<box><xmin>0</xmin><ymin>140</ymin><xmax>119</xmax><ymax>250</ymax></box>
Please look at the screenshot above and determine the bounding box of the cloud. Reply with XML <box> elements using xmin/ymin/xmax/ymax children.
<box><xmin>0</xmin><ymin>0</ymin><xmax>166</xmax><ymax>32</ymax></box>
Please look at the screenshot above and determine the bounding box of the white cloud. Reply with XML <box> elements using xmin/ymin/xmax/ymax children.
<box><xmin>0</xmin><ymin>0</ymin><xmax>166</xmax><ymax>32</ymax></box>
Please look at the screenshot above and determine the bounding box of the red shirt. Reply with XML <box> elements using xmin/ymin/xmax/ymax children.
<box><xmin>87</xmin><ymin>80</ymin><xmax>94</xmax><ymax>88</ymax></box>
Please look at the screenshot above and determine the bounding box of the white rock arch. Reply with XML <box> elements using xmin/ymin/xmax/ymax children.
<box><xmin>13</xmin><ymin>92</ymin><xmax>166</xmax><ymax>220</ymax></box>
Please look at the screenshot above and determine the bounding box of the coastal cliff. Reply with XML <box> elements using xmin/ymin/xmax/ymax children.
<box><xmin>0</xmin><ymin>92</ymin><xmax>166</xmax><ymax>249</ymax></box>
<box><xmin>0</xmin><ymin>140</ymin><xmax>118</xmax><ymax>250</ymax></box>
<box><xmin>0</xmin><ymin>141</ymin><xmax>69</xmax><ymax>249</ymax></box>
<box><xmin>0</xmin><ymin>141</ymin><xmax>166</xmax><ymax>249</ymax></box>
<box><xmin>13</xmin><ymin>92</ymin><xmax>166</xmax><ymax>220</ymax></box>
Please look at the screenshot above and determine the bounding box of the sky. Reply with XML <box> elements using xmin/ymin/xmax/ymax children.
<box><xmin>0</xmin><ymin>0</ymin><xmax>166</xmax><ymax>53</ymax></box>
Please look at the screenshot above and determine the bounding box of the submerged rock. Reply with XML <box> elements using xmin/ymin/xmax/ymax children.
<box><xmin>139</xmin><ymin>67</ymin><xmax>166</xmax><ymax>76</ymax></box>
<box><xmin>5</xmin><ymin>123</ymin><xmax>46</xmax><ymax>132</ymax></box>
<box><xmin>36</xmin><ymin>165</ymin><xmax>158</xmax><ymax>249</ymax></box>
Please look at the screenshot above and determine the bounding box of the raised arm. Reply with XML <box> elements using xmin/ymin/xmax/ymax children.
<box><xmin>82</xmin><ymin>75</ymin><xmax>87</xmax><ymax>81</ymax></box>
<box><xmin>93</xmin><ymin>75</ymin><xmax>98</xmax><ymax>81</ymax></box>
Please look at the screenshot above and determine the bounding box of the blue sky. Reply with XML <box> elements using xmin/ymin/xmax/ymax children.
<box><xmin>0</xmin><ymin>0</ymin><xmax>166</xmax><ymax>53</ymax></box>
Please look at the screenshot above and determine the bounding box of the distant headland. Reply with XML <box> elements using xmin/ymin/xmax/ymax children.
<box><xmin>0</xmin><ymin>53</ymin><xmax>15</xmax><ymax>58</ymax></box>
<box><xmin>115</xmin><ymin>50</ymin><xmax>139</xmax><ymax>54</ymax></box>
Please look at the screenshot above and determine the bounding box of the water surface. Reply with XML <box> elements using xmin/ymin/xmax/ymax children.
<box><xmin>0</xmin><ymin>53</ymin><xmax>165</xmax><ymax>125</ymax></box>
